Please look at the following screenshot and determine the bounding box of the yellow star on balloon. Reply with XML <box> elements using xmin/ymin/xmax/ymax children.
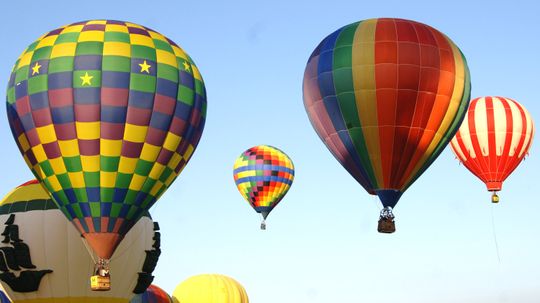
<box><xmin>182</xmin><ymin>61</ymin><xmax>191</xmax><ymax>72</ymax></box>
<box><xmin>31</xmin><ymin>62</ymin><xmax>41</xmax><ymax>75</ymax></box>
<box><xmin>139</xmin><ymin>60</ymin><xmax>151</xmax><ymax>73</ymax></box>
<box><xmin>80</xmin><ymin>72</ymin><xmax>93</xmax><ymax>86</ymax></box>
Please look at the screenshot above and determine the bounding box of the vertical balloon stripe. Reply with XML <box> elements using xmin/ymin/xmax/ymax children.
<box><xmin>374</xmin><ymin>18</ymin><xmax>398</xmax><ymax>187</ymax></box>
<box><xmin>316</xmin><ymin>26</ymin><xmax>374</xmax><ymax>188</ymax></box>
<box><xmin>333</xmin><ymin>23</ymin><xmax>359</xmax><ymax>129</ymax></box>
<box><xmin>452</xmin><ymin>112</ymin><xmax>484</xmax><ymax>178</ymax></box>
<box><xmin>497</xmin><ymin>97</ymin><xmax>515</xmax><ymax>182</ymax></box>
<box><xmin>520</xmin><ymin>101</ymin><xmax>534</xmax><ymax>157</ymax></box>
<box><xmin>318</xmin><ymin>29</ymin><xmax>362</xmax><ymax>169</ymax></box>
<box><xmin>304</xmin><ymin>44</ymin><xmax>373</xmax><ymax>190</ymax></box>
<box><xmin>493</xmin><ymin>97</ymin><xmax>508</xmax><ymax>156</ymax></box>
<box><xmin>507</xmin><ymin>99</ymin><xmax>522</xmax><ymax>156</ymax></box>
<box><xmin>396</xmin><ymin>23</ymin><xmax>444</xmax><ymax>188</ymax></box>
<box><xmin>335</xmin><ymin>22</ymin><xmax>379</xmax><ymax>186</ymax></box>
<box><xmin>436</xmin><ymin>49</ymin><xmax>471</xmax><ymax>157</ymax></box>
<box><xmin>503</xmin><ymin>99</ymin><xmax>531</xmax><ymax>180</ymax></box>
<box><xmin>468</xmin><ymin>99</ymin><xmax>492</xmax><ymax>178</ymax></box>
<box><xmin>391</xmin><ymin>20</ymin><xmax>421</xmax><ymax>187</ymax></box>
<box><xmin>388</xmin><ymin>20</ymin><xmax>419</xmax><ymax>188</ymax></box>
<box><xmin>450</xmin><ymin>134</ymin><xmax>465</xmax><ymax>159</ymax></box>
<box><xmin>485</xmin><ymin>97</ymin><xmax>498</xmax><ymax>182</ymax></box>
<box><xmin>399</xmin><ymin>32</ymin><xmax>470</xmax><ymax>190</ymax></box>
<box><xmin>474</xmin><ymin>98</ymin><xmax>489</xmax><ymax>155</ymax></box>
<box><xmin>352</xmin><ymin>19</ymin><xmax>382</xmax><ymax>187</ymax></box>
<box><xmin>402</xmin><ymin>30</ymin><xmax>459</xmax><ymax>187</ymax></box>
<box><xmin>317</xmin><ymin>29</ymin><xmax>343</xmax><ymax>130</ymax></box>
<box><xmin>512</xmin><ymin>98</ymin><xmax>529</xmax><ymax>157</ymax></box>
<box><xmin>457</xmin><ymin>112</ymin><xmax>475</xmax><ymax>157</ymax></box>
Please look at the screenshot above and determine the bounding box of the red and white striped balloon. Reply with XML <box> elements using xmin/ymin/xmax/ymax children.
<box><xmin>450</xmin><ymin>96</ymin><xmax>534</xmax><ymax>195</ymax></box>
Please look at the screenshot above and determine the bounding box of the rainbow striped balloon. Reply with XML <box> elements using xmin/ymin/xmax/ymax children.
<box><xmin>303</xmin><ymin>18</ymin><xmax>471</xmax><ymax>209</ymax></box>
<box><xmin>233</xmin><ymin>145</ymin><xmax>294</xmax><ymax>227</ymax></box>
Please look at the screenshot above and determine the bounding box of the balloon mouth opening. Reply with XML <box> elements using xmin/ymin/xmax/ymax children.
<box><xmin>254</xmin><ymin>207</ymin><xmax>272</xmax><ymax>218</ymax></box>
<box><xmin>486</xmin><ymin>181</ymin><xmax>502</xmax><ymax>191</ymax></box>
<box><xmin>82</xmin><ymin>232</ymin><xmax>124</xmax><ymax>260</ymax></box>
<box><xmin>375</xmin><ymin>189</ymin><xmax>402</xmax><ymax>209</ymax></box>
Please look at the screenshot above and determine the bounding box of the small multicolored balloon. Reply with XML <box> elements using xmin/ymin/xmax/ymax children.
<box><xmin>450</xmin><ymin>96</ymin><xmax>535</xmax><ymax>203</ymax></box>
<box><xmin>233</xmin><ymin>145</ymin><xmax>294</xmax><ymax>229</ymax></box>
<box><xmin>131</xmin><ymin>285</ymin><xmax>172</xmax><ymax>303</ymax></box>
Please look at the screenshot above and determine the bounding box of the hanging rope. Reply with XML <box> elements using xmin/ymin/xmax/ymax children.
<box><xmin>372</xmin><ymin>194</ymin><xmax>382</xmax><ymax>211</ymax></box>
<box><xmin>490</xmin><ymin>204</ymin><xmax>501</xmax><ymax>264</ymax></box>
<box><xmin>111</xmin><ymin>217</ymin><xmax>154</xmax><ymax>262</ymax></box>
<box><xmin>81</xmin><ymin>236</ymin><xmax>97</xmax><ymax>264</ymax></box>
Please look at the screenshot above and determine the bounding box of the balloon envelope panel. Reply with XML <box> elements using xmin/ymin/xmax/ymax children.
<box><xmin>6</xmin><ymin>20</ymin><xmax>206</xmax><ymax>258</ymax></box>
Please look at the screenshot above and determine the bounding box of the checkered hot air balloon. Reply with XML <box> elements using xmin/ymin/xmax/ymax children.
<box><xmin>233</xmin><ymin>145</ymin><xmax>294</xmax><ymax>230</ymax></box>
<box><xmin>6</xmin><ymin>20</ymin><xmax>206</xmax><ymax>287</ymax></box>
<box><xmin>303</xmin><ymin>18</ymin><xmax>471</xmax><ymax>233</ymax></box>
<box><xmin>450</xmin><ymin>97</ymin><xmax>535</xmax><ymax>203</ymax></box>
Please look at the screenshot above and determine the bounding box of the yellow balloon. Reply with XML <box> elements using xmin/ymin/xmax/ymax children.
<box><xmin>0</xmin><ymin>181</ymin><xmax>159</xmax><ymax>303</ymax></box>
<box><xmin>172</xmin><ymin>274</ymin><xmax>249</xmax><ymax>303</ymax></box>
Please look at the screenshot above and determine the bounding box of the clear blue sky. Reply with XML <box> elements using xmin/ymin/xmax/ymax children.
<box><xmin>1</xmin><ymin>0</ymin><xmax>539</xmax><ymax>302</ymax></box>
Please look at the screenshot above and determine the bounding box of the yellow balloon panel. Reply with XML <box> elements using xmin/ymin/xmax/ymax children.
<box><xmin>172</xmin><ymin>274</ymin><xmax>249</xmax><ymax>303</ymax></box>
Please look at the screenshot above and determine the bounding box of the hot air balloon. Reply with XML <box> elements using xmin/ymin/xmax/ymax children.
<box><xmin>6</xmin><ymin>20</ymin><xmax>206</xmax><ymax>288</ymax></box>
<box><xmin>233</xmin><ymin>145</ymin><xmax>294</xmax><ymax>230</ymax></box>
<box><xmin>172</xmin><ymin>274</ymin><xmax>249</xmax><ymax>303</ymax></box>
<box><xmin>450</xmin><ymin>96</ymin><xmax>534</xmax><ymax>203</ymax></box>
<box><xmin>0</xmin><ymin>180</ymin><xmax>161</xmax><ymax>302</ymax></box>
<box><xmin>131</xmin><ymin>285</ymin><xmax>172</xmax><ymax>303</ymax></box>
<box><xmin>303</xmin><ymin>18</ymin><xmax>471</xmax><ymax>232</ymax></box>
